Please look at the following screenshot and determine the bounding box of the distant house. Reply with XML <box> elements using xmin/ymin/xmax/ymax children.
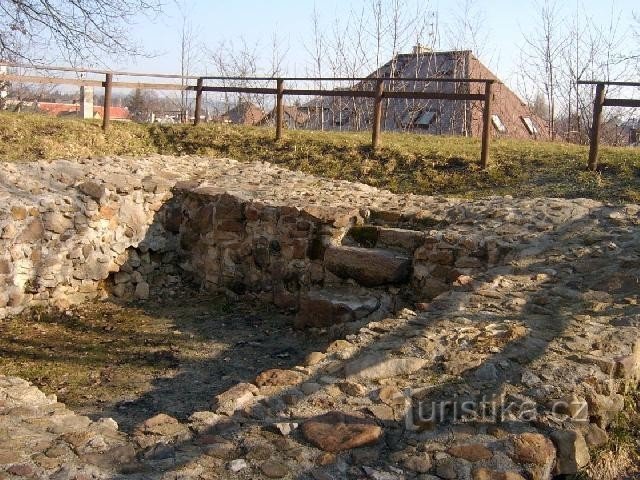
<box><xmin>307</xmin><ymin>47</ymin><xmax>548</xmax><ymax>140</ymax></box>
<box><xmin>259</xmin><ymin>105</ymin><xmax>310</xmax><ymax>129</ymax></box>
<box><xmin>36</xmin><ymin>101</ymin><xmax>129</xmax><ymax>120</ymax></box>
<box><xmin>218</xmin><ymin>102</ymin><xmax>265</xmax><ymax>126</ymax></box>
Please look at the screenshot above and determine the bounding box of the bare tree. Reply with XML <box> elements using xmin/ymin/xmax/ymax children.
<box><xmin>370</xmin><ymin>0</ymin><xmax>386</xmax><ymax>72</ymax></box>
<box><xmin>446</xmin><ymin>0</ymin><xmax>488</xmax><ymax>58</ymax></box>
<box><xmin>178</xmin><ymin>5</ymin><xmax>200</xmax><ymax>123</ymax></box>
<box><xmin>0</xmin><ymin>0</ymin><xmax>162</xmax><ymax>63</ymax></box>
<box><xmin>518</xmin><ymin>0</ymin><xmax>634</xmax><ymax>144</ymax></box>
<box><xmin>443</xmin><ymin>0</ymin><xmax>489</xmax><ymax>135</ymax></box>
<box><xmin>623</xmin><ymin>10</ymin><xmax>639</xmax><ymax>63</ymax></box>
<box><xmin>303</xmin><ymin>0</ymin><xmax>441</xmax><ymax>133</ymax></box>
<box><xmin>269</xmin><ymin>31</ymin><xmax>288</xmax><ymax>78</ymax></box>
<box><xmin>304</xmin><ymin>3</ymin><xmax>325</xmax><ymax>129</ymax></box>
<box><xmin>518</xmin><ymin>0</ymin><xmax>567</xmax><ymax>140</ymax></box>
<box><xmin>206</xmin><ymin>37</ymin><xmax>263</xmax><ymax>115</ymax></box>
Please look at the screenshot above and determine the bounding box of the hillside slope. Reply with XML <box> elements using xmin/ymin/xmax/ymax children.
<box><xmin>1</xmin><ymin>111</ymin><xmax>638</xmax><ymax>202</ymax></box>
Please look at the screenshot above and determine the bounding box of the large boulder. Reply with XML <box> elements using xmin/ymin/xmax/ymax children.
<box><xmin>302</xmin><ymin>411</ymin><xmax>382</xmax><ymax>452</ymax></box>
<box><xmin>324</xmin><ymin>245</ymin><xmax>411</xmax><ymax>287</ymax></box>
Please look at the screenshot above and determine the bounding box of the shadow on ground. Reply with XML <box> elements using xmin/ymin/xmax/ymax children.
<box><xmin>2</xmin><ymin>205</ymin><xmax>639</xmax><ymax>479</ymax></box>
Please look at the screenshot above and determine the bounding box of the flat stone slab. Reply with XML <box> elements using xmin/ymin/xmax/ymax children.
<box><xmin>295</xmin><ymin>287</ymin><xmax>381</xmax><ymax>328</ymax></box>
<box><xmin>344</xmin><ymin>354</ymin><xmax>428</xmax><ymax>380</ymax></box>
<box><xmin>324</xmin><ymin>245</ymin><xmax>411</xmax><ymax>287</ymax></box>
<box><xmin>302</xmin><ymin>411</ymin><xmax>383</xmax><ymax>452</ymax></box>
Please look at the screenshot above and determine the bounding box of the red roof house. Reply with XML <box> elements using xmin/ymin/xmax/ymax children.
<box><xmin>37</xmin><ymin>102</ymin><xmax>129</xmax><ymax>120</ymax></box>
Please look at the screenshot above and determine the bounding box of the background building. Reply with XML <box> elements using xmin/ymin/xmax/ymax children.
<box><xmin>307</xmin><ymin>48</ymin><xmax>548</xmax><ymax>140</ymax></box>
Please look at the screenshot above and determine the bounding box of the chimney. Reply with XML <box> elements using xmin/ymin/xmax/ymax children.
<box><xmin>412</xmin><ymin>44</ymin><xmax>432</xmax><ymax>55</ymax></box>
<box><xmin>79</xmin><ymin>85</ymin><xmax>94</xmax><ymax>120</ymax></box>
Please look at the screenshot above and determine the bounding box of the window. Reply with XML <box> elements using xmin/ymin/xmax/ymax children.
<box><xmin>521</xmin><ymin>116</ymin><xmax>539</xmax><ymax>136</ymax></box>
<box><xmin>491</xmin><ymin>114</ymin><xmax>506</xmax><ymax>133</ymax></box>
<box><xmin>401</xmin><ymin>109</ymin><xmax>436</xmax><ymax>129</ymax></box>
<box><xmin>400</xmin><ymin>109</ymin><xmax>418</xmax><ymax>128</ymax></box>
<box><xmin>415</xmin><ymin>110</ymin><xmax>436</xmax><ymax>128</ymax></box>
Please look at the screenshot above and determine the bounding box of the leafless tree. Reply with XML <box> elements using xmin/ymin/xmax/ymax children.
<box><xmin>446</xmin><ymin>0</ymin><xmax>488</xmax><ymax>58</ymax></box>
<box><xmin>626</xmin><ymin>11</ymin><xmax>639</xmax><ymax>62</ymax></box>
<box><xmin>304</xmin><ymin>3</ymin><xmax>326</xmax><ymax>129</ymax></box>
<box><xmin>0</xmin><ymin>0</ymin><xmax>162</xmax><ymax>63</ymax></box>
<box><xmin>178</xmin><ymin>5</ymin><xmax>201</xmax><ymax>123</ymax></box>
<box><xmin>269</xmin><ymin>31</ymin><xmax>288</xmax><ymax>78</ymax></box>
<box><xmin>444</xmin><ymin>0</ymin><xmax>490</xmax><ymax>135</ymax></box>
<box><xmin>518</xmin><ymin>0</ymin><xmax>568</xmax><ymax>140</ymax></box>
<box><xmin>370</xmin><ymin>0</ymin><xmax>386</xmax><ymax>72</ymax></box>
<box><xmin>206</xmin><ymin>37</ymin><xmax>265</xmax><ymax>116</ymax></box>
<box><xmin>519</xmin><ymin>0</ymin><xmax>634</xmax><ymax>143</ymax></box>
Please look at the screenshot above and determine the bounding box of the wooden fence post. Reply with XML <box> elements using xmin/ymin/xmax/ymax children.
<box><xmin>372</xmin><ymin>79</ymin><xmax>384</xmax><ymax>150</ymax></box>
<box><xmin>276</xmin><ymin>78</ymin><xmax>284</xmax><ymax>141</ymax></box>
<box><xmin>480</xmin><ymin>80</ymin><xmax>494</xmax><ymax>169</ymax></box>
<box><xmin>102</xmin><ymin>73</ymin><xmax>113</xmax><ymax>131</ymax></box>
<box><xmin>194</xmin><ymin>77</ymin><xmax>204</xmax><ymax>126</ymax></box>
<box><xmin>588</xmin><ymin>82</ymin><xmax>605</xmax><ymax>171</ymax></box>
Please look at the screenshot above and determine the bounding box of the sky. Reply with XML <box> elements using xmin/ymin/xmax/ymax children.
<box><xmin>115</xmin><ymin>0</ymin><xmax>637</xmax><ymax>92</ymax></box>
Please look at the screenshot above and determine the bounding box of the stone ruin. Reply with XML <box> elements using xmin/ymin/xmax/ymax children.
<box><xmin>1</xmin><ymin>155</ymin><xmax>639</xmax><ymax>479</ymax></box>
<box><xmin>0</xmin><ymin>157</ymin><xmax>570</xmax><ymax>323</ymax></box>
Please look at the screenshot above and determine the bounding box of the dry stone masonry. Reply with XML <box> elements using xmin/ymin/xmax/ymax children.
<box><xmin>1</xmin><ymin>155</ymin><xmax>639</xmax><ymax>479</ymax></box>
<box><xmin>0</xmin><ymin>155</ymin><xmax>604</xmax><ymax>321</ymax></box>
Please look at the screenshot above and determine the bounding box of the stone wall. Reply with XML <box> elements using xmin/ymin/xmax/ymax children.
<box><xmin>2</xmin><ymin>155</ymin><xmax>640</xmax><ymax>479</ymax></box>
<box><xmin>0</xmin><ymin>160</ymin><xmax>174</xmax><ymax>318</ymax></box>
<box><xmin>101</xmin><ymin>188</ymin><xmax>516</xmax><ymax>329</ymax></box>
<box><xmin>0</xmin><ymin>155</ymin><xmax>630</xmax><ymax>325</ymax></box>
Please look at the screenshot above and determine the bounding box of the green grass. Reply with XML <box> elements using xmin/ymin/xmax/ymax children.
<box><xmin>1</xmin><ymin>111</ymin><xmax>639</xmax><ymax>202</ymax></box>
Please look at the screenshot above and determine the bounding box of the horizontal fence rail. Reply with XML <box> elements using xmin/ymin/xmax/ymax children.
<box><xmin>0</xmin><ymin>62</ymin><xmax>498</xmax><ymax>168</ymax></box>
<box><xmin>578</xmin><ymin>80</ymin><xmax>640</xmax><ymax>170</ymax></box>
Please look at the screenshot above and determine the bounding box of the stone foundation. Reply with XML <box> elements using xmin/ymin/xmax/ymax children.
<box><xmin>0</xmin><ymin>156</ymin><xmax>636</xmax><ymax>327</ymax></box>
<box><xmin>0</xmin><ymin>157</ymin><xmax>512</xmax><ymax>323</ymax></box>
<box><xmin>1</xmin><ymin>155</ymin><xmax>640</xmax><ymax>479</ymax></box>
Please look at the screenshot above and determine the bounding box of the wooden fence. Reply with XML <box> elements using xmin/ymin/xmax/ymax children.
<box><xmin>578</xmin><ymin>80</ymin><xmax>640</xmax><ymax>170</ymax></box>
<box><xmin>0</xmin><ymin>62</ymin><xmax>497</xmax><ymax>168</ymax></box>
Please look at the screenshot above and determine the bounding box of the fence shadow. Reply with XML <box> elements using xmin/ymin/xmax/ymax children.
<box><xmin>67</xmin><ymin>201</ymin><xmax>640</xmax><ymax>480</ymax></box>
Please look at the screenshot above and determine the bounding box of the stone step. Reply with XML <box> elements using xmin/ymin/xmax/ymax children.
<box><xmin>344</xmin><ymin>225</ymin><xmax>426</xmax><ymax>252</ymax></box>
<box><xmin>294</xmin><ymin>287</ymin><xmax>382</xmax><ymax>328</ymax></box>
<box><xmin>324</xmin><ymin>245</ymin><xmax>412</xmax><ymax>287</ymax></box>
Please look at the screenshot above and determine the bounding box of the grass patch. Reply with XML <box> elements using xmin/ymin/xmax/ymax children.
<box><xmin>0</xmin><ymin>295</ymin><xmax>328</xmax><ymax>429</ymax></box>
<box><xmin>1</xmin><ymin>111</ymin><xmax>639</xmax><ymax>202</ymax></box>
<box><xmin>0</xmin><ymin>301</ymin><xmax>212</xmax><ymax>408</ymax></box>
<box><xmin>586</xmin><ymin>388</ymin><xmax>640</xmax><ymax>480</ymax></box>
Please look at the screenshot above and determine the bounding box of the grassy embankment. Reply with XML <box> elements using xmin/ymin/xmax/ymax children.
<box><xmin>0</xmin><ymin>111</ymin><xmax>639</xmax><ymax>202</ymax></box>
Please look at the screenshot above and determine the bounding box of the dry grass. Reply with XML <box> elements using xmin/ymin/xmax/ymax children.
<box><xmin>585</xmin><ymin>389</ymin><xmax>640</xmax><ymax>480</ymax></box>
<box><xmin>0</xmin><ymin>300</ymin><xmax>208</xmax><ymax>409</ymax></box>
<box><xmin>0</xmin><ymin>294</ymin><xmax>328</xmax><ymax>430</ymax></box>
<box><xmin>1</xmin><ymin>111</ymin><xmax>639</xmax><ymax>202</ymax></box>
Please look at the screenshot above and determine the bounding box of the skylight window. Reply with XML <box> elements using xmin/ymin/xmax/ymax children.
<box><xmin>521</xmin><ymin>116</ymin><xmax>539</xmax><ymax>135</ymax></box>
<box><xmin>401</xmin><ymin>109</ymin><xmax>436</xmax><ymax>129</ymax></box>
<box><xmin>491</xmin><ymin>114</ymin><xmax>506</xmax><ymax>133</ymax></box>
<box><xmin>415</xmin><ymin>110</ymin><xmax>436</xmax><ymax>128</ymax></box>
<box><xmin>400</xmin><ymin>109</ymin><xmax>419</xmax><ymax>128</ymax></box>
